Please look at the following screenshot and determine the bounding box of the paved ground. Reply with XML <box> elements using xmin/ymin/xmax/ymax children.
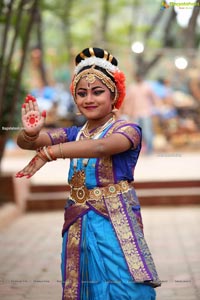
<box><xmin>1</xmin><ymin>147</ymin><xmax>200</xmax><ymax>299</ymax></box>
<box><xmin>0</xmin><ymin>206</ymin><xmax>200</xmax><ymax>300</ymax></box>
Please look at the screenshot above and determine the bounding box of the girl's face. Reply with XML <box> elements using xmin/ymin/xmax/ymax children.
<box><xmin>75</xmin><ymin>77</ymin><xmax>115</xmax><ymax>120</ymax></box>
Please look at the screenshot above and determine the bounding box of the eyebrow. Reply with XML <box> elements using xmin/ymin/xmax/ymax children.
<box><xmin>77</xmin><ymin>86</ymin><xmax>104</xmax><ymax>91</ymax></box>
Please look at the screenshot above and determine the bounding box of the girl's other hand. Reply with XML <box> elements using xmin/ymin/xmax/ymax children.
<box><xmin>15</xmin><ymin>154</ymin><xmax>47</xmax><ymax>179</ymax></box>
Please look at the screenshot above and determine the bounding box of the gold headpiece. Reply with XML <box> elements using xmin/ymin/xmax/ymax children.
<box><xmin>71</xmin><ymin>66</ymin><xmax>118</xmax><ymax>102</ymax></box>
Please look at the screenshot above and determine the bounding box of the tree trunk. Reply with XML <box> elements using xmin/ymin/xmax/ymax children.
<box><xmin>9</xmin><ymin>0</ymin><xmax>39</xmax><ymax>129</ymax></box>
<box><xmin>0</xmin><ymin>0</ymin><xmax>39</xmax><ymax>172</ymax></box>
<box><xmin>0</xmin><ymin>0</ymin><xmax>14</xmax><ymax>115</ymax></box>
<box><xmin>184</xmin><ymin>0</ymin><xmax>200</xmax><ymax>49</ymax></box>
<box><xmin>135</xmin><ymin>7</ymin><xmax>177</xmax><ymax>75</ymax></box>
<box><xmin>0</xmin><ymin>0</ymin><xmax>25</xmax><ymax>115</ymax></box>
<box><xmin>144</xmin><ymin>8</ymin><xmax>164</xmax><ymax>41</ymax></box>
<box><xmin>65</xmin><ymin>0</ymin><xmax>73</xmax><ymax>60</ymax></box>
<box><xmin>0</xmin><ymin>1</ymin><xmax>4</xmax><ymax>15</ymax></box>
<box><xmin>35</xmin><ymin>7</ymin><xmax>48</xmax><ymax>86</ymax></box>
<box><xmin>101</xmin><ymin>0</ymin><xmax>110</xmax><ymax>48</ymax></box>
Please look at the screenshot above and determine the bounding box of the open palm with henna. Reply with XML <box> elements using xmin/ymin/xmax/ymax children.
<box><xmin>22</xmin><ymin>94</ymin><xmax>46</xmax><ymax>136</ymax></box>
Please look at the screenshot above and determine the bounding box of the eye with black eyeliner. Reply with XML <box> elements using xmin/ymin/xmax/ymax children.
<box><xmin>76</xmin><ymin>91</ymin><xmax>87</xmax><ymax>97</ymax></box>
<box><xmin>93</xmin><ymin>89</ymin><xmax>105</xmax><ymax>96</ymax></box>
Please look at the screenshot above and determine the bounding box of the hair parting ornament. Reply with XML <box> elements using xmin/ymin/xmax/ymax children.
<box><xmin>70</xmin><ymin>47</ymin><xmax>126</xmax><ymax>109</ymax></box>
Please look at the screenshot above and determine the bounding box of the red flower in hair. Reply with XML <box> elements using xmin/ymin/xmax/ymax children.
<box><xmin>113</xmin><ymin>71</ymin><xmax>126</xmax><ymax>109</ymax></box>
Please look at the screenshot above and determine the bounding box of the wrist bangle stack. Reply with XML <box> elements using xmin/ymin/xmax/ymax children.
<box><xmin>59</xmin><ymin>143</ymin><xmax>65</xmax><ymax>159</ymax></box>
<box><xmin>36</xmin><ymin>147</ymin><xmax>49</xmax><ymax>162</ymax></box>
<box><xmin>22</xmin><ymin>130</ymin><xmax>39</xmax><ymax>142</ymax></box>
<box><xmin>37</xmin><ymin>146</ymin><xmax>57</xmax><ymax>162</ymax></box>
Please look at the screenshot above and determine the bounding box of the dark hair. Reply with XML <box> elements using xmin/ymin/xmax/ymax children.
<box><xmin>75</xmin><ymin>47</ymin><xmax>118</xmax><ymax>67</ymax></box>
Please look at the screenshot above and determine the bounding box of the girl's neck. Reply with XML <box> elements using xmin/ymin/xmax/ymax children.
<box><xmin>86</xmin><ymin>112</ymin><xmax>114</xmax><ymax>131</ymax></box>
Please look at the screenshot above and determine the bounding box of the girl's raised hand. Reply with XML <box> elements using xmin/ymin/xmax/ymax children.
<box><xmin>22</xmin><ymin>94</ymin><xmax>46</xmax><ymax>136</ymax></box>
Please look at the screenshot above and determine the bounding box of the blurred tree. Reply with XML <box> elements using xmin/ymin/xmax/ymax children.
<box><xmin>40</xmin><ymin>0</ymin><xmax>137</xmax><ymax>64</ymax></box>
<box><xmin>132</xmin><ymin>0</ymin><xmax>200</xmax><ymax>75</ymax></box>
<box><xmin>38</xmin><ymin>0</ymin><xmax>199</xmax><ymax>72</ymax></box>
<box><xmin>43</xmin><ymin>0</ymin><xmax>74</xmax><ymax>63</ymax></box>
<box><xmin>0</xmin><ymin>0</ymin><xmax>39</xmax><ymax>169</ymax></box>
<box><xmin>34</xmin><ymin>7</ymin><xmax>48</xmax><ymax>86</ymax></box>
<box><xmin>184</xmin><ymin>0</ymin><xmax>200</xmax><ymax>49</ymax></box>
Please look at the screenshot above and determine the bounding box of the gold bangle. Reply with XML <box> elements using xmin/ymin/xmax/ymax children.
<box><xmin>37</xmin><ymin>147</ymin><xmax>50</xmax><ymax>162</ymax></box>
<box><xmin>22</xmin><ymin>130</ymin><xmax>39</xmax><ymax>142</ymax></box>
<box><xmin>47</xmin><ymin>146</ymin><xmax>57</xmax><ymax>160</ymax></box>
<box><xmin>59</xmin><ymin>143</ymin><xmax>65</xmax><ymax>159</ymax></box>
<box><xmin>43</xmin><ymin>146</ymin><xmax>52</xmax><ymax>161</ymax></box>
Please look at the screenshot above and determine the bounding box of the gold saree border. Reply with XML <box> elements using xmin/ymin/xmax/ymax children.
<box><xmin>114</xmin><ymin>124</ymin><xmax>141</xmax><ymax>149</ymax></box>
<box><xmin>123</xmin><ymin>191</ymin><xmax>161</xmax><ymax>286</ymax></box>
<box><xmin>97</xmin><ymin>120</ymin><xmax>125</xmax><ymax>186</ymax></box>
<box><xmin>104</xmin><ymin>194</ymin><xmax>153</xmax><ymax>283</ymax></box>
<box><xmin>64</xmin><ymin>218</ymin><xmax>82</xmax><ymax>300</ymax></box>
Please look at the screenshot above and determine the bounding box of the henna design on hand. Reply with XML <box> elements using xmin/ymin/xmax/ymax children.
<box><xmin>29</xmin><ymin>156</ymin><xmax>39</xmax><ymax>167</ymax></box>
<box><xmin>26</xmin><ymin>113</ymin><xmax>39</xmax><ymax>127</ymax></box>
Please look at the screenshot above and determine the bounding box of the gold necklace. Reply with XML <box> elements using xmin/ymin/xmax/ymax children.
<box><xmin>69</xmin><ymin>115</ymin><xmax>115</xmax><ymax>204</ymax></box>
<box><xmin>82</xmin><ymin>115</ymin><xmax>115</xmax><ymax>139</ymax></box>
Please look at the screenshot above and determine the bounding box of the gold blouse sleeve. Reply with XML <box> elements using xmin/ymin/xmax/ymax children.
<box><xmin>47</xmin><ymin>128</ymin><xmax>68</xmax><ymax>145</ymax></box>
<box><xmin>113</xmin><ymin>123</ymin><xmax>141</xmax><ymax>149</ymax></box>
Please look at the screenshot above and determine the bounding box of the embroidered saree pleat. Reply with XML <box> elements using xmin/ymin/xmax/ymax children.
<box><xmin>104</xmin><ymin>193</ymin><xmax>159</xmax><ymax>284</ymax></box>
<box><xmin>63</xmin><ymin>218</ymin><xmax>82</xmax><ymax>300</ymax></box>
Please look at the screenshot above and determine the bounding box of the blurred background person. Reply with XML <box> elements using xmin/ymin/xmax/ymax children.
<box><xmin>149</xmin><ymin>77</ymin><xmax>178</xmax><ymax>147</ymax></box>
<box><xmin>120</xmin><ymin>72</ymin><xmax>158</xmax><ymax>154</ymax></box>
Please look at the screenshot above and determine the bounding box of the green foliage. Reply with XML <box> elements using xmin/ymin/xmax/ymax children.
<box><xmin>0</xmin><ymin>70</ymin><xmax>27</xmax><ymax>135</ymax></box>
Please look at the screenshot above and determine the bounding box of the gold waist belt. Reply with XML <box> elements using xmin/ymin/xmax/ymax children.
<box><xmin>69</xmin><ymin>175</ymin><xmax>131</xmax><ymax>204</ymax></box>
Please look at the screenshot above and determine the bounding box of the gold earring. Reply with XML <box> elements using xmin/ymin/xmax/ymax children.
<box><xmin>76</xmin><ymin>111</ymin><xmax>82</xmax><ymax>115</ymax></box>
<box><xmin>112</xmin><ymin>106</ymin><xmax>118</xmax><ymax>113</ymax></box>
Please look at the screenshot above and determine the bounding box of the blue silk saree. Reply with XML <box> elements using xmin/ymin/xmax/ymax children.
<box><xmin>48</xmin><ymin>120</ymin><xmax>161</xmax><ymax>300</ymax></box>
